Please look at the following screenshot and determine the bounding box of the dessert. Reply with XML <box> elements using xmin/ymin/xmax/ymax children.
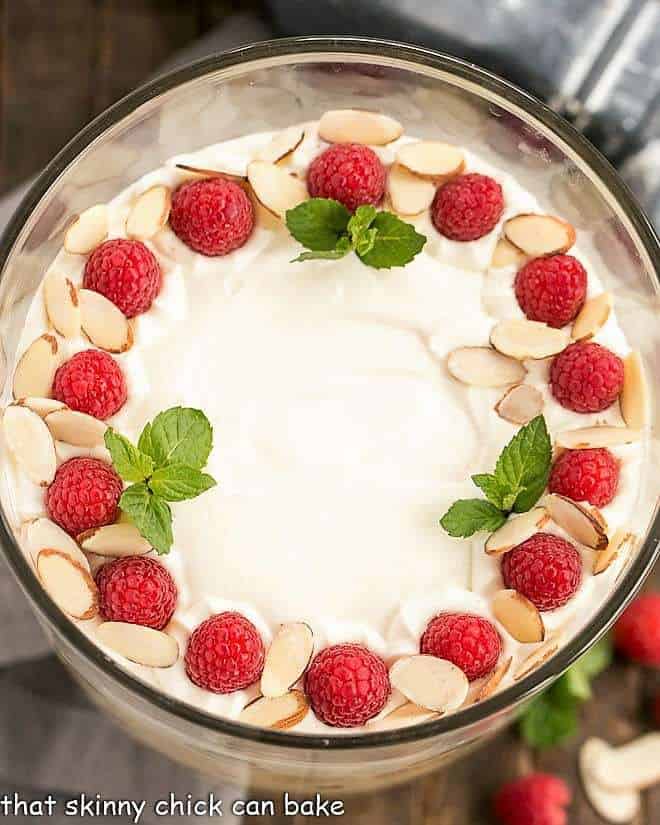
<box><xmin>0</xmin><ymin>109</ymin><xmax>650</xmax><ymax>734</ymax></box>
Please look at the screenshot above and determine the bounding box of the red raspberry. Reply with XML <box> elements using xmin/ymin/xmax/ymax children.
<box><xmin>46</xmin><ymin>457</ymin><xmax>123</xmax><ymax>536</ymax></box>
<box><xmin>614</xmin><ymin>593</ymin><xmax>660</xmax><ymax>666</ymax></box>
<box><xmin>185</xmin><ymin>612</ymin><xmax>265</xmax><ymax>693</ymax></box>
<box><xmin>96</xmin><ymin>556</ymin><xmax>177</xmax><ymax>630</ymax></box>
<box><xmin>501</xmin><ymin>533</ymin><xmax>582</xmax><ymax>612</ymax></box>
<box><xmin>83</xmin><ymin>239</ymin><xmax>161</xmax><ymax>318</ymax></box>
<box><xmin>549</xmin><ymin>448</ymin><xmax>619</xmax><ymax>507</ymax></box>
<box><xmin>304</xmin><ymin>643</ymin><xmax>390</xmax><ymax>728</ymax></box>
<box><xmin>307</xmin><ymin>144</ymin><xmax>386</xmax><ymax>212</ymax></box>
<box><xmin>431</xmin><ymin>173</ymin><xmax>504</xmax><ymax>241</ymax></box>
<box><xmin>515</xmin><ymin>255</ymin><xmax>587</xmax><ymax>328</ymax></box>
<box><xmin>494</xmin><ymin>773</ymin><xmax>571</xmax><ymax>825</ymax></box>
<box><xmin>550</xmin><ymin>342</ymin><xmax>624</xmax><ymax>414</ymax></box>
<box><xmin>169</xmin><ymin>178</ymin><xmax>254</xmax><ymax>256</ymax></box>
<box><xmin>420</xmin><ymin>613</ymin><xmax>502</xmax><ymax>681</ymax></box>
<box><xmin>53</xmin><ymin>349</ymin><xmax>127</xmax><ymax>420</ymax></box>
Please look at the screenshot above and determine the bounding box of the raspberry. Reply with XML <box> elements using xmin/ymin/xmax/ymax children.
<box><xmin>420</xmin><ymin>613</ymin><xmax>502</xmax><ymax>681</ymax></box>
<box><xmin>53</xmin><ymin>349</ymin><xmax>127</xmax><ymax>420</ymax></box>
<box><xmin>169</xmin><ymin>178</ymin><xmax>254</xmax><ymax>256</ymax></box>
<box><xmin>550</xmin><ymin>342</ymin><xmax>624</xmax><ymax>414</ymax></box>
<box><xmin>46</xmin><ymin>457</ymin><xmax>123</xmax><ymax>536</ymax></box>
<box><xmin>185</xmin><ymin>612</ymin><xmax>264</xmax><ymax>693</ymax></box>
<box><xmin>96</xmin><ymin>556</ymin><xmax>177</xmax><ymax>630</ymax></box>
<box><xmin>83</xmin><ymin>239</ymin><xmax>161</xmax><ymax>317</ymax></box>
<box><xmin>431</xmin><ymin>173</ymin><xmax>504</xmax><ymax>241</ymax></box>
<box><xmin>501</xmin><ymin>533</ymin><xmax>582</xmax><ymax>612</ymax></box>
<box><xmin>307</xmin><ymin>144</ymin><xmax>386</xmax><ymax>212</ymax></box>
<box><xmin>494</xmin><ymin>773</ymin><xmax>571</xmax><ymax>825</ymax></box>
<box><xmin>515</xmin><ymin>255</ymin><xmax>587</xmax><ymax>328</ymax></box>
<box><xmin>304</xmin><ymin>643</ymin><xmax>390</xmax><ymax>728</ymax></box>
<box><xmin>614</xmin><ymin>593</ymin><xmax>660</xmax><ymax>666</ymax></box>
<box><xmin>549</xmin><ymin>448</ymin><xmax>619</xmax><ymax>507</ymax></box>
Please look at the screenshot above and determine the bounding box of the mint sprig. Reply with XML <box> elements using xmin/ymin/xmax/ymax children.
<box><xmin>104</xmin><ymin>406</ymin><xmax>217</xmax><ymax>554</ymax></box>
<box><xmin>286</xmin><ymin>199</ymin><xmax>426</xmax><ymax>269</ymax></box>
<box><xmin>440</xmin><ymin>415</ymin><xmax>551</xmax><ymax>538</ymax></box>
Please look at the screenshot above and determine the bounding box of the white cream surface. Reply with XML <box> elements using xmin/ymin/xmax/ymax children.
<box><xmin>2</xmin><ymin>123</ymin><xmax>647</xmax><ymax>733</ymax></box>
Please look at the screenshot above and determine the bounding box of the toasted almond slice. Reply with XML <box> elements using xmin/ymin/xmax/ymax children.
<box><xmin>474</xmin><ymin>657</ymin><xmax>512</xmax><ymax>703</ymax></box>
<box><xmin>571</xmin><ymin>292</ymin><xmax>613</xmax><ymax>341</ymax></box>
<box><xmin>369</xmin><ymin>702</ymin><xmax>440</xmax><ymax>730</ymax></box>
<box><xmin>389</xmin><ymin>655</ymin><xmax>469</xmax><ymax>713</ymax></box>
<box><xmin>126</xmin><ymin>185</ymin><xmax>171</xmax><ymax>240</ymax></box>
<box><xmin>12</xmin><ymin>334</ymin><xmax>61</xmax><ymax>399</ymax></box>
<box><xmin>318</xmin><ymin>109</ymin><xmax>403</xmax><ymax>145</ymax></box>
<box><xmin>174</xmin><ymin>163</ymin><xmax>246</xmax><ymax>183</ymax></box>
<box><xmin>587</xmin><ymin>733</ymin><xmax>660</xmax><ymax>792</ymax></box>
<box><xmin>594</xmin><ymin>529</ymin><xmax>636</xmax><ymax>575</ymax></box>
<box><xmin>546</xmin><ymin>493</ymin><xmax>608</xmax><ymax>550</ymax></box>
<box><xmin>396</xmin><ymin>141</ymin><xmax>464</xmax><ymax>181</ymax></box>
<box><xmin>26</xmin><ymin>517</ymin><xmax>89</xmax><ymax>569</ymax></box>
<box><xmin>387</xmin><ymin>163</ymin><xmax>436</xmax><ymax>215</ymax></box>
<box><xmin>490</xmin><ymin>238</ymin><xmax>529</xmax><ymax>269</ymax></box>
<box><xmin>63</xmin><ymin>204</ymin><xmax>108</xmax><ymax>255</ymax></box>
<box><xmin>490</xmin><ymin>319</ymin><xmax>570</xmax><ymax>360</ymax></box>
<box><xmin>97</xmin><ymin>622</ymin><xmax>179</xmax><ymax>667</ymax></box>
<box><xmin>620</xmin><ymin>351</ymin><xmax>649</xmax><ymax>430</ymax></box>
<box><xmin>43</xmin><ymin>270</ymin><xmax>80</xmax><ymax>338</ymax></box>
<box><xmin>485</xmin><ymin>508</ymin><xmax>549</xmax><ymax>556</ymax></box>
<box><xmin>45</xmin><ymin>408</ymin><xmax>107</xmax><ymax>447</ymax></box>
<box><xmin>247</xmin><ymin>161</ymin><xmax>308</xmax><ymax>219</ymax></box>
<box><xmin>15</xmin><ymin>397</ymin><xmax>66</xmax><ymax>418</ymax></box>
<box><xmin>254</xmin><ymin>126</ymin><xmax>305</xmax><ymax>164</ymax></box>
<box><xmin>239</xmin><ymin>690</ymin><xmax>309</xmax><ymax>730</ymax></box>
<box><xmin>513</xmin><ymin>636</ymin><xmax>560</xmax><ymax>681</ymax></box>
<box><xmin>3</xmin><ymin>404</ymin><xmax>56</xmax><ymax>485</ymax></box>
<box><xmin>79</xmin><ymin>289</ymin><xmax>133</xmax><ymax>353</ymax></box>
<box><xmin>504</xmin><ymin>214</ymin><xmax>575</xmax><ymax>256</ymax></box>
<box><xmin>78</xmin><ymin>523</ymin><xmax>152</xmax><ymax>557</ymax></box>
<box><xmin>495</xmin><ymin>384</ymin><xmax>544</xmax><ymax>425</ymax></box>
<box><xmin>555</xmin><ymin>425</ymin><xmax>641</xmax><ymax>450</ymax></box>
<box><xmin>580</xmin><ymin>738</ymin><xmax>641</xmax><ymax>824</ymax></box>
<box><xmin>447</xmin><ymin>347</ymin><xmax>526</xmax><ymax>387</ymax></box>
<box><xmin>37</xmin><ymin>548</ymin><xmax>98</xmax><ymax>619</ymax></box>
<box><xmin>492</xmin><ymin>590</ymin><xmax>545</xmax><ymax>644</ymax></box>
<box><xmin>261</xmin><ymin>622</ymin><xmax>314</xmax><ymax>698</ymax></box>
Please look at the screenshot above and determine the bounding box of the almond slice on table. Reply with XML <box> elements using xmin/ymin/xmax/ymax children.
<box><xmin>579</xmin><ymin>738</ymin><xmax>641</xmax><ymax>824</ymax></box>
<box><xmin>490</xmin><ymin>238</ymin><xmax>529</xmax><ymax>269</ymax></box>
<box><xmin>545</xmin><ymin>493</ymin><xmax>608</xmax><ymax>550</ymax></box>
<box><xmin>555</xmin><ymin>425</ymin><xmax>641</xmax><ymax>450</ymax></box>
<box><xmin>490</xmin><ymin>319</ymin><xmax>570</xmax><ymax>360</ymax></box>
<box><xmin>63</xmin><ymin>204</ymin><xmax>108</xmax><ymax>255</ymax></box>
<box><xmin>254</xmin><ymin>126</ymin><xmax>305</xmax><ymax>164</ymax></box>
<box><xmin>126</xmin><ymin>185</ymin><xmax>171</xmax><ymax>240</ymax></box>
<box><xmin>3</xmin><ymin>404</ymin><xmax>56</xmax><ymax>486</ymax></box>
<box><xmin>37</xmin><ymin>548</ymin><xmax>98</xmax><ymax>619</ymax></box>
<box><xmin>247</xmin><ymin>161</ymin><xmax>308</xmax><ymax>219</ymax></box>
<box><xmin>485</xmin><ymin>508</ymin><xmax>549</xmax><ymax>556</ymax></box>
<box><xmin>586</xmin><ymin>733</ymin><xmax>660</xmax><ymax>792</ymax></box>
<box><xmin>503</xmin><ymin>214</ymin><xmax>576</xmax><ymax>257</ymax></box>
<box><xmin>571</xmin><ymin>292</ymin><xmax>613</xmax><ymax>341</ymax></box>
<box><xmin>16</xmin><ymin>397</ymin><xmax>66</xmax><ymax>418</ymax></box>
<box><xmin>12</xmin><ymin>334</ymin><xmax>62</xmax><ymax>399</ymax></box>
<box><xmin>43</xmin><ymin>270</ymin><xmax>80</xmax><ymax>338</ymax></box>
<box><xmin>369</xmin><ymin>702</ymin><xmax>440</xmax><ymax>730</ymax></box>
<box><xmin>318</xmin><ymin>109</ymin><xmax>403</xmax><ymax>146</ymax></box>
<box><xmin>495</xmin><ymin>383</ymin><xmax>544</xmax><ymax>425</ymax></box>
<box><xmin>26</xmin><ymin>517</ymin><xmax>89</xmax><ymax>569</ymax></box>
<box><xmin>78</xmin><ymin>523</ymin><xmax>152</xmax><ymax>557</ymax></box>
<box><xmin>513</xmin><ymin>636</ymin><xmax>560</xmax><ymax>681</ymax></box>
<box><xmin>174</xmin><ymin>163</ymin><xmax>246</xmax><ymax>183</ymax></box>
<box><xmin>447</xmin><ymin>347</ymin><xmax>526</xmax><ymax>387</ymax></box>
<box><xmin>239</xmin><ymin>690</ymin><xmax>309</xmax><ymax>730</ymax></box>
<box><xmin>492</xmin><ymin>590</ymin><xmax>545</xmax><ymax>644</ymax></box>
<box><xmin>45</xmin><ymin>408</ymin><xmax>107</xmax><ymax>448</ymax></box>
<box><xmin>620</xmin><ymin>351</ymin><xmax>649</xmax><ymax>429</ymax></box>
<box><xmin>79</xmin><ymin>289</ymin><xmax>133</xmax><ymax>353</ymax></box>
<box><xmin>593</xmin><ymin>529</ymin><xmax>636</xmax><ymax>575</ymax></box>
<box><xmin>260</xmin><ymin>622</ymin><xmax>314</xmax><ymax>698</ymax></box>
<box><xmin>474</xmin><ymin>657</ymin><xmax>512</xmax><ymax>703</ymax></box>
<box><xmin>389</xmin><ymin>655</ymin><xmax>469</xmax><ymax>713</ymax></box>
<box><xmin>396</xmin><ymin>141</ymin><xmax>465</xmax><ymax>181</ymax></box>
<box><xmin>387</xmin><ymin>163</ymin><xmax>436</xmax><ymax>215</ymax></box>
<box><xmin>96</xmin><ymin>622</ymin><xmax>179</xmax><ymax>667</ymax></box>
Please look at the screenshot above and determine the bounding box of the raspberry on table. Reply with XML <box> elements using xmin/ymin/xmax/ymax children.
<box><xmin>169</xmin><ymin>177</ymin><xmax>254</xmax><ymax>256</ymax></box>
<box><xmin>431</xmin><ymin>173</ymin><xmax>504</xmax><ymax>241</ymax></box>
<box><xmin>52</xmin><ymin>349</ymin><xmax>127</xmax><ymax>420</ymax></box>
<box><xmin>96</xmin><ymin>556</ymin><xmax>177</xmax><ymax>630</ymax></box>
<box><xmin>420</xmin><ymin>613</ymin><xmax>502</xmax><ymax>681</ymax></box>
<box><xmin>501</xmin><ymin>533</ymin><xmax>583</xmax><ymax>612</ymax></box>
<box><xmin>493</xmin><ymin>772</ymin><xmax>571</xmax><ymax>825</ymax></box>
<box><xmin>614</xmin><ymin>593</ymin><xmax>660</xmax><ymax>667</ymax></box>
<box><xmin>515</xmin><ymin>254</ymin><xmax>587</xmax><ymax>328</ymax></box>
<box><xmin>550</xmin><ymin>341</ymin><xmax>624</xmax><ymax>414</ymax></box>
<box><xmin>83</xmin><ymin>238</ymin><xmax>161</xmax><ymax>318</ymax></box>
<box><xmin>306</xmin><ymin>143</ymin><xmax>386</xmax><ymax>212</ymax></box>
<box><xmin>46</xmin><ymin>457</ymin><xmax>123</xmax><ymax>536</ymax></box>
<box><xmin>549</xmin><ymin>448</ymin><xmax>619</xmax><ymax>507</ymax></box>
<box><xmin>304</xmin><ymin>643</ymin><xmax>390</xmax><ymax>728</ymax></box>
<box><xmin>185</xmin><ymin>612</ymin><xmax>265</xmax><ymax>693</ymax></box>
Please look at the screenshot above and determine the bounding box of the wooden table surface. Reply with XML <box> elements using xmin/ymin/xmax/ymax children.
<box><xmin>0</xmin><ymin>2</ymin><xmax>658</xmax><ymax>822</ymax></box>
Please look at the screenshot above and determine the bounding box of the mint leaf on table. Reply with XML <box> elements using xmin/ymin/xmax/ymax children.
<box><xmin>119</xmin><ymin>483</ymin><xmax>173</xmax><ymax>556</ymax></box>
<box><xmin>440</xmin><ymin>499</ymin><xmax>507</xmax><ymax>538</ymax></box>
<box><xmin>149</xmin><ymin>463</ymin><xmax>216</xmax><ymax>502</ymax></box>
<box><xmin>104</xmin><ymin>429</ymin><xmax>154</xmax><ymax>483</ymax></box>
<box><xmin>286</xmin><ymin>198</ymin><xmax>351</xmax><ymax>251</ymax></box>
<box><xmin>357</xmin><ymin>211</ymin><xmax>426</xmax><ymax>269</ymax></box>
<box><xmin>140</xmin><ymin>406</ymin><xmax>213</xmax><ymax>470</ymax></box>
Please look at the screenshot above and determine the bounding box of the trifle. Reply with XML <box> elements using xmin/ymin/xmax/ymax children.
<box><xmin>0</xmin><ymin>106</ymin><xmax>651</xmax><ymax>735</ymax></box>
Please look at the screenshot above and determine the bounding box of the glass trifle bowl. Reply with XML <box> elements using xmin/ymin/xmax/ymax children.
<box><xmin>0</xmin><ymin>38</ymin><xmax>658</xmax><ymax>795</ymax></box>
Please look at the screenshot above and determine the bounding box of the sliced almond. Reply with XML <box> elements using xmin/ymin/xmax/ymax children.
<box><xmin>587</xmin><ymin>733</ymin><xmax>660</xmax><ymax>792</ymax></box>
<box><xmin>593</xmin><ymin>529</ymin><xmax>636</xmax><ymax>575</ymax></box>
<box><xmin>490</xmin><ymin>319</ymin><xmax>570</xmax><ymax>360</ymax></box>
<box><xmin>387</xmin><ymin>163</ymin><xmax>436</xmax><ymax>215</ymax></box>
<box><xmin>369</xmin><ymin>702</ymin><xmax>440</xmax><ymax>730</ymax></box>
<box><xmin>45</xmin><ymin>408</ymin><xmax>107</xmax><ymax>447</ymax></box>
<box><xmin>63</xmin><ymin>204</ymin><xmax>108</xmax><ymax>255</ymax></box>
<box><xmin>513</xmin><ymin>636</ymin><xmax>560</xmax><ymax>681</ymax></box>
<box><xmin>79</xmin><ymin>289</ymin><xmax>133</xmax><ymax>353</ymax></box>
<box><xmin>126</xmin><ymin>185</ymin><xmax>171</xmax><ymax>240</ymax></box>
<box><xmin>36</xmin><ymin>548</ymin><xmax>98</xmax><ymax>619</ymax></box>
<box><xmin>580</xmin><ymin>738</ymin><xmax>641</xmax><ymax>824</ymax></box>
<box><xmin>447</xmin><ymin>347</ymin><xmax>526</xmax><ymax>387</ymax></box>
<box><xmin>504</xmin><ymin>214</ymin><xmax>575</xmax><ymax>257</ymax></box>
<box><xmin>492</xmin><ymin>590</ymin><xmax>545</xmax><ymax>644</ymax></box>
<box><xmin>247</xmin><ymin>161</ymin><xmax>308</xmax><ymax>219</ymax></box>
<box><xmin>490</xmin><ymin>238</ymin><xmax>529</xmax><ymax>269</ymax></box>
<box><xmin>43</xmin><ymin>270</ymin><xmax>80</xmax><ymax>338</ymax></box>
<box><xmin>12</xmin><ymin>334</ymin><xmax>61</xmax><ymax>399</ymax></box>
<box><xmin>620</xmin><ymin>351</ymin><xmax>649</xmax><ymax>430</ymax></box>
<box><xmin>485</xmin><ymin>508</ymin><xmax>549</xmax><ymax>556</ymax></box>
<box><xmin>254</xmin><ymin>126</ymin><xmax>305</xmax><ymax>164</ymax></box>
<box><xmin>26</xmin><ymin>517</ymin><xmax>89</xmax><ymax>569</ymax></box>
<box><xmin>546</xmin><ymin>493</ymin><xmax>608</xmax><ymax>550</ymax></box>
<box><xmin>318</xmin><ymin>109</ymin><xmax>403</xmax><ymax>146</ymax></box>
<box><xmin>15</xmin><ymin>397</ymin><xmax>66</xmax><ymax>418</ymax></box>
<box><xmin>495</xmin><ymin>383</ymin><xmax>544</xmax><ymax>425</ymax></box>
<box><xmin>3</xmin><ymin>404</ymin><xmax>56</xmax><ymax>485</ymax></box>
<box><xmin>97</xmin><ymin>622</ymin><xmax>178</xmax><ymax>667</ymax></box>
<box><xmin>389</xmin><ymin>655</ymin><xmax>468</xmax><ymax>713</ymax></box>
<box><xmin>474</xmin><ymin>657</ymin><xmax>512</xmax><ymax>703</ymax></box>
<box><xmin>78</xmin><ymin>523</ymin><xmax>152</xmax><ymax>557</ymax></box>
<box><xmin>571</xmin><ymin>292</ymin><xmax>613</xmax><ymax>341</ymax></box>
<box><xmin>239</xmin><ymin>690</ymin><xmax>309</xmax><ymax>730</ymax></box>
<box><xmin>261</xmin><ymin>622</ymin><xmax>314</xmax><ymax>698</ymax></box>
<box><xmin>174</xmin><ymin>163</ymin><xmax>246</xmax><ymax>183</ymax></box>
<box><xmin>555</xmin><ymin>425</ymin><xmax>641</xmax><ymax>450</ymax></box>
<box><xmin>396</xmin><ymin>141</ymin><xmax>464</xmax><ymax>181</ymax></box>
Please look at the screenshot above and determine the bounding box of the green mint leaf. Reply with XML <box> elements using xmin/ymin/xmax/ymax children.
<box><xmin>285</xmin><ymin>198</ymin><xmax>351</xmax><ymax>251</ymax></box>
<box><xmin>440</xmin><ymin>499</ymin><xmax>507</xmax><ymax>538</ymax></box>
<box><xmin>104</xmin><ymin>429</ymin><xmax>154</xmax><ymax>483</ymax></box>
<box><xmin>355</xmin><ymin>227</ymin><xmax>377</xmax><ymax>257</ymax></box>
<box><xmin>561</xmin><ymin>668</ymin><xmax>592</xmax><ymax>702</ymax></box>
<box><xmin>493</xmin><ymin>415</ymin><xmax>552</xmax><ymax>513</ymax></box>
<box><xmin>292</xmin><ymin>236</ymin><xmax>352</xmax><ymax>263</ymax></box>
<box><xmin>471</xmin><ymin>473</ymin><xmax>507</xmax><ymax>509</ymax></box>
<box><xmin>119</xmin><ymin>483</ymin><xmax>173</xmax><ymax>555</ymax></box>
<box><xmin>357</xmin><ymin>211</ymin><xmax>426</xmax><ymax>269</ymax></box>
<box><xmin>137</xmin><ymin>422</ymin><xmax>155</xmax><ymax>460</ymax></box>
<box><xmin>519</xmin><ymin>691</ymin><xmax>578</xmax><ymax>749</ymax></box>
<box><xmin>347</xmin><ymin>205</ymin><xmax>377</xmax><ymax>246</ymax></box>
<box><xmin>149</xmin><ymin>463</ymin><xmax>217</xmax><ymax>502</ymax></box>
<box><xmin>575</xmin><ymin>636</ymin><xmax>613</xmax><ymax>680</ymax></box>
<box><xmin>141</xmin><ymin>407</ymin><xmax>213</xmax><ymax>470</ymax></box>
